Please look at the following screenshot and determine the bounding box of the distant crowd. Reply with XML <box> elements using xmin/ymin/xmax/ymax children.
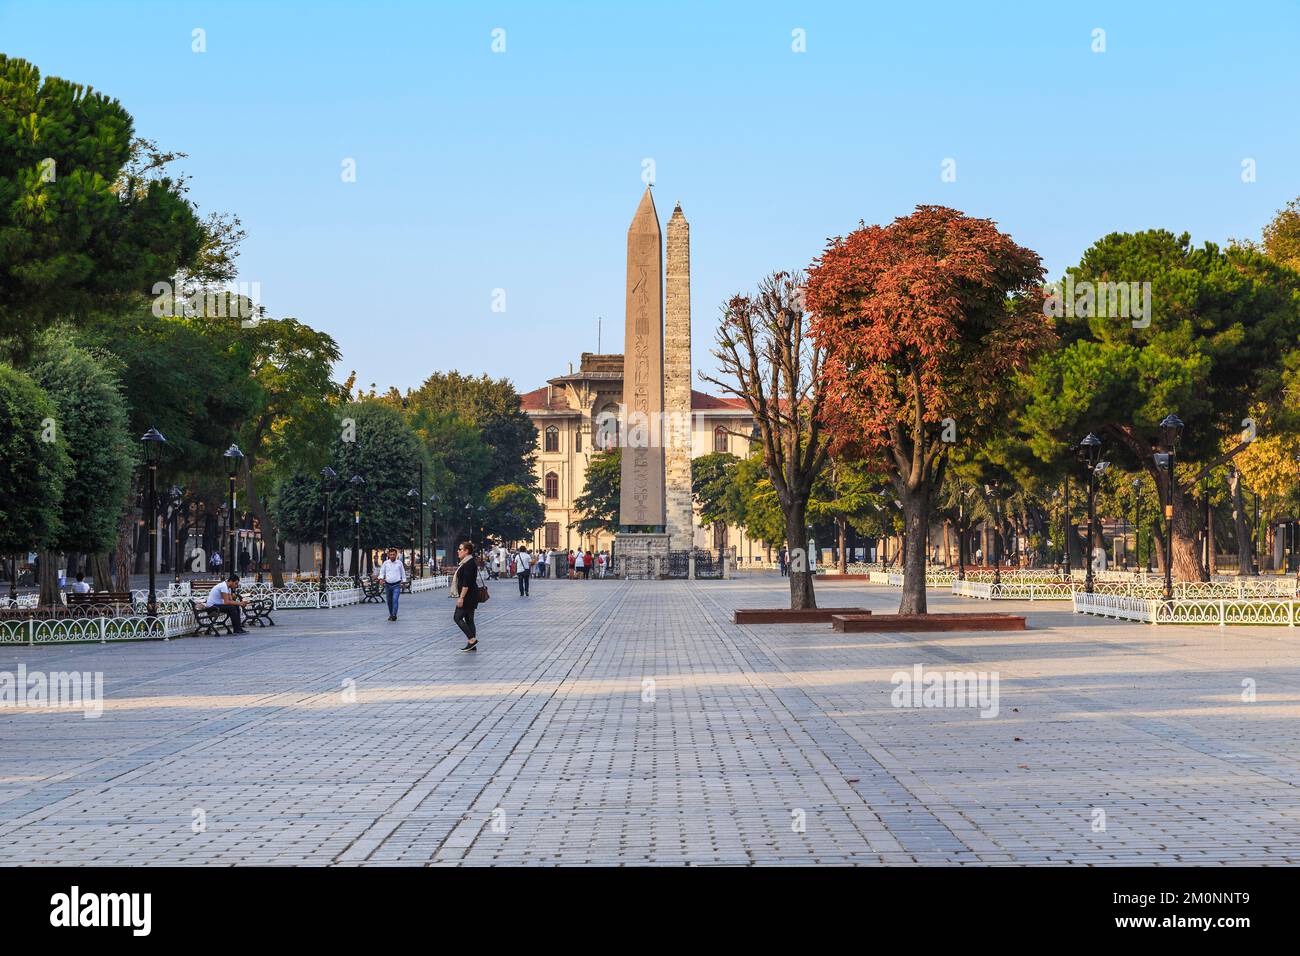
<box><xmin>479</xmin><ymin>545</ymin><xmax>613</xmax><ymax>580</ymax></box>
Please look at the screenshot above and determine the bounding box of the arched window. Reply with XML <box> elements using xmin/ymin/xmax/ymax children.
<box><xmin>545</xmin><ymin>472</ymin><xmax>559</xmax><ymax>499</ymax></box>
<box><xmin>594</xmin><ymin>408</ymin><xmax>620</xmax><ymax>450</ymax></box>
<box><xmin>713</xmin><ymin>426</ymin><xmax>728</xmax><ymax>453</ymax></box>
<box><xmin>574</xmin><ymin>430</ymin><xmax>582</xmax><ymax>453</ymax></box>
<box><xmin>544</xmin><ymin>426</ymin><xmax>559</xmax><ymax>453</ymax></box>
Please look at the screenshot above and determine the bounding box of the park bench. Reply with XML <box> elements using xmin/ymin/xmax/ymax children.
<box><xmin>361</xmin><ymin>579</ymin><xmax>385</xmax><ymax>603</ymax></box>
<box><xmin>244</xmin><ymin>594</ymin><xmax>275</xmax><ymax>628</ymax></box>
<box><xmin>190</xmin><ymin>599</ymin><xmax>235</xmax><ymax>636</ymax></box>
<box><xmin>66</xmin><ymin>591</ymin><xmax>134</xmax><ymax>617</ymax></box>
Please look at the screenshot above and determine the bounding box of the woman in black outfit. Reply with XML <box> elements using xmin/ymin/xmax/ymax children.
<box><xmin>453</xmin><ymin>540</ymin><xmax>480</xmax><ymax>651</ymax></box>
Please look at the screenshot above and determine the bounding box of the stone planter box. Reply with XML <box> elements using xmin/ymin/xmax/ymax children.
<box><xmin>831</xmin><ymin>612</ymin><xmax>1026</xmax><ymax>633</ymax></box>
<box><xmin>733</xmin><ymin>607</ymin><xmax>870</xmax><ymax>624</ymax></box>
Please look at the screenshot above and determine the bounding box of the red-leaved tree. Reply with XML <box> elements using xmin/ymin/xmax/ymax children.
<box><xmin>805</xmin><ymin>206</ymin><xmax>1051</xmax><ymax>614</ymax></box>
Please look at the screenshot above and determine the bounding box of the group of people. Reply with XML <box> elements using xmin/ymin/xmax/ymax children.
<box><xmin>199</xmin><ymin>538</ymin><xmax>613</xmax><ymax>654</ymax></box>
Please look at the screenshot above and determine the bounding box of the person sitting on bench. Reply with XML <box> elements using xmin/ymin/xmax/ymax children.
<box><xmin>205</xmin><ymin>573</ymin><xmax>249</xmax><ymax>635</ymax></box>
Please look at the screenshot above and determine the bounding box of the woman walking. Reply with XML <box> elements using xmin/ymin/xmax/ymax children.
<box><xmin>453</xmin><ymin>541</ymin><xmax>480</xmax><ymax>651</ymax></box>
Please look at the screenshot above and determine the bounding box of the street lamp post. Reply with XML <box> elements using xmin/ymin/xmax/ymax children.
<box><xmin>956</xmin><ymin>488</ymin><xmax>968</xmax><ymax>581</ymax></box>
<box><xmin>1075</xmin><ymin>433</ymin><xmax>1103</xmax><ymax>594</ymax></box>
<box><xmin>1062</xmin><ymin>470</ymin><xmax>1072</xmax><ymax>580</ymax></box>
<box><xmin>1155</xmin><ymin>413</ymin><xmax>1185</xmax><ymax>603</ymax></box>
<box><xmin>434</xmin><ymin>496</ymin><xmax>444</xmax><ymax>572</ymax></box>
<box><xmin>984</xmin><ymin>482</ymin><xmax>1002</xmax><ymax>586</ymax></box>
<box><xmin>319</xmin><ymin>466</ymin><xmax>336</xmax><ymax>601</ymax></box>
<box><xmin>407</xmin><ymin>489</ymin><xmax>420</xmax><ymax>577</ymax></box>
<box><xmin>169</xmin><ymin>486</ymin><xmax>184</xmax><ymax>585</ymax></box>
<box><xmin>223</xmin><ymin>444</ymin><xmax>244</xmax><ymax>575</ymax></box>
<box><xmin>141</xmin><ymin>428</ymin><xmax>168</xmax><ymax>618</ymax></box>
<box><xmin>349</xmin><ymin>475</ymin><xmax>365</xmax><ymax>586</ymax></box>
<box><xmin>1131</xmin><ymin>477</ymin><xmax>1142</xmax><ymax>578</ymax></box>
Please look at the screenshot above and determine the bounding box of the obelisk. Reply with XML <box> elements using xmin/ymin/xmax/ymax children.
<box><xmin>619</xmin><ymin>187</ymin><xmax>666</xmax><ymax>527</ymax></box>
<box><xmin>664</xmin><ymin>202</ymin><xmax>694</xmax><ymax>549</ymax></box>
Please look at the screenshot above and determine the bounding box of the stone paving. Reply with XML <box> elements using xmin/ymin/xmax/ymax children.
<box><xmin>1</xmin><ymin>576</ymin><xmax>1298</xmax><ymax>865</ymax></box>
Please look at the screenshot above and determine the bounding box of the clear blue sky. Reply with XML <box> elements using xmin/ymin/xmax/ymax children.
<box><xmin>4</xmin><ymin>0</ymin><xmax>1298</xmax><ymax>396</ymax></box>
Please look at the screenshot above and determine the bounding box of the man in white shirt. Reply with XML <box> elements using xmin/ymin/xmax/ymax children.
<box><xmin>377</xmin><ymin>547</ymin><xmax>406</xmax><ymax>621</ymax></box>
<box><xmin>71</xmin><ymin>572</ymin><xmax>91</xmax><ymax>594</ymax></box>
<box><xmin>516</xmin><ymin>546</ymin><xmax>532</xmax><ymax>597</ymax></box>
<box><xmin>573</xmin><ymin>550</ymin><xmax>585</xmax><ymax>579</ymax></box>
<box><xmin>205</xmin><ymin>573</ymin><xmax>248</xmax><ymax>634</ymax></box>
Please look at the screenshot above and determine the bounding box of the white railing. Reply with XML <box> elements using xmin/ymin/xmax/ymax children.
<box><xmin>409</xmin><ymin>574</ymin><xmax>449</xmax><ymax>593</ymax></box>
<box><xmin>1073</xmin><ymin>591</ymin><xmax>1300</xmax><ymax>626</ymax></box>
<box><xmin>0</xmin><ymin>607</ymin><xmax>196</xmax><ymax>645</ymax></box>
<box><xmin>952</xmin><ymin>579</ymin><xmax>1074</xmax><ymax>601</ymax></box>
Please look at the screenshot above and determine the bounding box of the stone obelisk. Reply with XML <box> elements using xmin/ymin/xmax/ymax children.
<box><xmin>664</xmin><ymin>202</ymin><xmax>694</xmax><ymax>549</ymax></box>
<box><xmin>619</xmin><ymin>187</ymin><xmax>666</xmax><ymax>527</ymax></box>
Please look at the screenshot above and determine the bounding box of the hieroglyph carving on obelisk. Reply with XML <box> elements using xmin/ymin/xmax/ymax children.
<box><xmin>664</xmin><ymin>202</ymin><xmax>694</xmax><ymax>548</ymax></box>
<box><xmin>619</xmin><ymin>187</ymin><xmax>666</xmax><ymax>527</ymax></box>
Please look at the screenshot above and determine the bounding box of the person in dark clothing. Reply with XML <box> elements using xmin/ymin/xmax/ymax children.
<box><xmin>453</xmin><ymin>540</ymin><xmax>479</xmax><ymax>651</ymax></box>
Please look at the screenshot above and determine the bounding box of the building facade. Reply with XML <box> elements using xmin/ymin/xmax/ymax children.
<box><xmin>520</xmin><ymin>352</ymin><xmax>769</xmax><ymax>563</ymax></box>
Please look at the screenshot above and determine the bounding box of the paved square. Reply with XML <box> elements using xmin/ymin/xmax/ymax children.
<box><xmin>2</xmin><ymin>578</ymin><xmax>1298</xmax><ymax>865</ymax></box>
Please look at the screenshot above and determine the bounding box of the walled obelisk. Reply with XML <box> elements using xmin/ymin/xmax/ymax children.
<box><xmin>664</xmin><ymin>202</ymin><xmax>694</xmax><ymax>549</ymax></box>
<box><xmin>619</xmin><ymin>187</ymin><xmax>666</xmax><ymax>527</ymax></box>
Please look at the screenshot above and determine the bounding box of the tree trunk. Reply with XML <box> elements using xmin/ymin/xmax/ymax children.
<box><xmin>113</xmin><ymin>485</ymin><xmax>138</xmax><ymax>592</ymax></box>
<box><xmin>785</xmin><ymin>503</ymin><xmax>816</xmax><ymax>609</ymax></box>
<box><xmin>38</xmin><ymin>549</ymin><xmax>61</xmax><ymax>608</ymax></box>
<box><xmin>243</xmin><ymin>460</ymin><xmax>285</xmax><ymax>587</ymax></box>
<box><xmin>837</xmin><ymin>516</ymin><xmax>847</xmax><ymax>574</ymax></box>
<box><xmin>897</xmin><ymin>484</ymin><xmax>929</xmax><ymax>615</ymax></box>
<box><xmin>88</xmin><ymin>552</ymin><xmax>112</xmax><ymax>591</ymax></box>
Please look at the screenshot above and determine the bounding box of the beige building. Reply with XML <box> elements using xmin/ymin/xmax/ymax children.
<box><xmin>520</xmin><ymin>352</ymin><xmax>770</xmax><ymax>563</ymax></box>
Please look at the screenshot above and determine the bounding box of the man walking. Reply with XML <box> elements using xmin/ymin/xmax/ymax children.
<box><xmin>378</xmin><ymin>547</ymin><xmax>406</xmax><ymax>621</ymax></box>
<box><xmin>516</xmin><ymin>545</ymin><xmax>532</xmax><ymax>596</ymax></box>
<box><xmin>453</xmin><ymin>541</ymin><xmax>479</xmax><ymax>651</ymax></box>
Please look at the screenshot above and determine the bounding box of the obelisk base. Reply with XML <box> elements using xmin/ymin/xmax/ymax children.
<box><xmin>614</xmin><ymin>533</ymin><xmax>671</xmax><ymax>580</ymax></box>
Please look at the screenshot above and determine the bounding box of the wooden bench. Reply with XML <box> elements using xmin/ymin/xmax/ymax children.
<box><xmin>191</xmin><ymin>600</ymin><xmax>235</xmax><ymax>635</ymax></box>
<box><xmin>244</xmin><ymin>595</ymin><xmax>275</xmax><ymax>628</ymax></box>
<box><xmin>360</xmin><ymin>579</ymin><xmax>385</xmax><ymax>603</ymax></box>
<box><xmin>67</xmin><ymin>591</ymin><xmax>135</xmax><ymax>616</ymax></box>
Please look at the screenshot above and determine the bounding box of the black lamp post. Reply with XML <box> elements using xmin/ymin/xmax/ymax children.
<box><xmin>1155</xmin><ymin>413</ymin><xmax>1185</xmax><ymax>602</ymax></box>
<box><xmin>407</xmin><ymin>489</ymin><xmax>420</xmax><ymax>576</ymax></box>
<box><xmin>1075</xmin><ymin>433</ymin><xmax>1103</xmax><ymax>594</ymax></box>
<box><xmin>956</xmin><ymin>488</ymin><xmax>969</xmax><ymax>581</ymax></box>
<box><xmin>1131</xmin><ymin>477</ymin><xmax>1142</xmax><ymax>576</ymax></box>
<box><xmin>168</xmin><ymin>485</ymin><xmax>184</xmax><ymax>585</ymax></box>
<box><xmin>349</xmin><ymin>475</ymin><xmax>365</xmax><ymax>585</ymax></box>
<box><xmin>984</xmin><ymin>482</ymin><xmax>1002</xmax><ymax>586</ymax></box>
<box><xmin>429</xmin><ymin>493</ymin><xmax>439</xmax><ymax>573</ymax></box>
<box><xmin>477</xmin><ymin>505</ymin><xmax>487</xmax><ymax>548</ymax></box>
<box><xmin>223</xmin><ymin>444</ymin><xmax>244</xmax><ymax>574</ymax></box>
<box><xmin>141</xmin><ymin>427</ymin><xmax>168</xmax><ymax>617</ymax></box>
<box><xmin>1063</xmin><ymin>466</ymin><xmax>1072</xmax><ymax>579</ymax></box>
<box><xmin>319</xmin><ymin>466</ymin><xmax>337</xmax><ymax>600</ymax></box>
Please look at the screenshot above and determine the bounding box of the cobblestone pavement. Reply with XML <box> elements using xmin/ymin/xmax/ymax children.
<box><xmin>2</xmin><ymin>577</ymin><xmax>1298</xmax><ymax>865</ymax></box>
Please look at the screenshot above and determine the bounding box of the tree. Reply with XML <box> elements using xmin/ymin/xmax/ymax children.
<box><xmin>807</xmin><ymin>205</ymin><xmax>1049</xmax><ymax>614</ymax></box>
<box><xmin>0</xmin><ymin>56</ymin><xmax>204</xmax><ymax>347</ymax></box>
<box><xmin>1262</xmin><ymin>197</ymin><xmax>1300</xmax><ymax>273</ymax></box>
<box><xmin>273</xmin><ymin>402</ymin><xmax>429</xmax><ymax>576</ymax></box>
<box><xmin>0</xmin><ymin>363</ymin><xmax>69</xmax><ymax>588</ymax></box>
<box><xmin>225</xmin><ymin>316</ymin><xmax>344</xmax><ymax>586</ymax></box>
<box><xmin>692</xmin><ymin>452</ymin><xmax>741</xmax><ymax>528</ymax></box>
<box><xmin>485</xmin><ymin>484</ymin><xmax>544</xmax><ymax>544</ymax></box>
<box><xmin>402</xmin><ymin>371</ymin><xmax>536</xmax><ymax>488</ymax></box>
<box><xmin>703</xmin><ymin>270</ymin><xmax>829</xmax><ymax>609</ymax></box>
<box><xmin>407</xmin><ymin>407</ymin><xmax>494</xmax><ymax>548</ymax></box>
<box><xmin>27</xmin><ymin>334</ymin><xmax>135</xmax><ymax>603</ymax></box>
<box><xmin>572</xmin><ymin>449</ymin><xmax>620</xmax><ymax>537</ymax></box>
<box><xmin>1019</xmin><ymin>232</ymin><xmax>1300</xmax><ymax>582</ymax></box>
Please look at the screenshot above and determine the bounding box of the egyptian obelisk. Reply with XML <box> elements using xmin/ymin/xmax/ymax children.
<box><xmin>664</xmin><ymin>202</ymin><xmax>694</xmax><ymax>549</ymax></box>
<box><xmin>619</xmin><ymin>187</ymin><xmax>666</xmax><ymax>527</ymax></box>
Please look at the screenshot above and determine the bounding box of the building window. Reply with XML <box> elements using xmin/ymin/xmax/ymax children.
<box><xmin>545</xmin><ymin>522</ymin><xmax>560</xmax><ymax>549</ymax></box>
<box><xmin>545</xmin><ymin>471</ymin><xmax>559</xmax><ymax>499</ymax></box>
<box><xmin>713</xmin><ymin>426</ymin><xmax>728</xmax><ymax>453</ymax></box>
<box><xmin>574</xmin><ymin>429</ymin><xmax>582</xmax><ymax>453</ymax></box>
<box><xmin>544</xmin><ymin>426</ymin><xmax>559</xmax><ymax>453</ymax></box>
